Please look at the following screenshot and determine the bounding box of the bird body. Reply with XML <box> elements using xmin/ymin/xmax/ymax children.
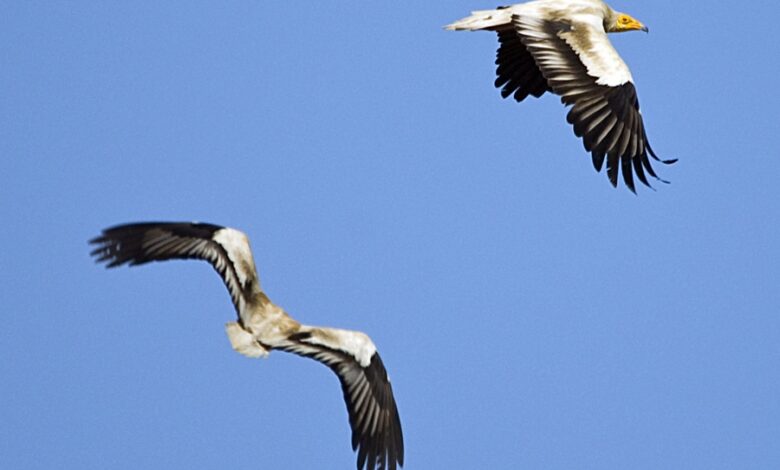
<box><xmin>90</xmin><ymin>222</ymin><xmax>402</xmax><ymax>470</ymax></box>
<box><xmin>447</xmin><ymin>0</ymin><xmax>675</xmax><ymax>192</ymax></box>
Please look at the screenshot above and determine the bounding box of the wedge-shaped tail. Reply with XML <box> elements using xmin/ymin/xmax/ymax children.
<box><xmin>445</xmin><ymin>8</ymin><xmax>513</xmax><ymax>31</ymax></box>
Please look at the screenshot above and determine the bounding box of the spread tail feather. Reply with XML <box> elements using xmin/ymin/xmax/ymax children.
<box><xmin>225</xmin><ymin>322</ymin><xmax>269</xmax><ymax>358</ymax></box>
<box><xmin>445</xmin><ymin>9</ymin><xmax>513</xmax><ymax>31</ymax></box>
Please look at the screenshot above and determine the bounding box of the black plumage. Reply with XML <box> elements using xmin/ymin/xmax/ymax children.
<box><xmin>90</xmin><ymin>222</ymin><xmax>404</xmax><ymax>470</ymax></box>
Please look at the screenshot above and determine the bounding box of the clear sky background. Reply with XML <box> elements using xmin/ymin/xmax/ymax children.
<box><xmin>2</xmin><ymin>1</ymin><xmax>779</xmax><ymax>469</ymax></box>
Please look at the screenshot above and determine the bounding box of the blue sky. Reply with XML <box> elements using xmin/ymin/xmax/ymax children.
<box><xmin>2</xmin><ymin>1</ymin><xmax>779</xmax><ymax>468</ymax></box>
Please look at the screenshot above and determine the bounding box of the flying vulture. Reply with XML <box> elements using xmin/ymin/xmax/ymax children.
<box><xmin>90</xmin><ymin>222</ymin><xmax>403</xmax><ymax>470</ymax></box>
<box><xmin>446</xmin><ymin>0</ymin><xmax>676</xmax><ymax>192</ymax></box>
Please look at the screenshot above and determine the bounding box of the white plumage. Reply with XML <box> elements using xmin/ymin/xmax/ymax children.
<box><xmin>90</xmin><ymin>222</ymin><xmax>403</xmax><ymax>470</ymax></box>
<box><xmin>447</xmin><ymin>0</ymin><xmax>676</xmax><ymax>192</ymax></box>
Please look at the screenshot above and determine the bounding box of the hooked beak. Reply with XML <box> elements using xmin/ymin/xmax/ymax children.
<box><xmin>618</xmin><ymin>14</ymin><xmax>649</xmax><ymax>33</ymax></box>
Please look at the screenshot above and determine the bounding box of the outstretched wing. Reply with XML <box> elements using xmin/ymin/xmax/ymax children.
<box><xmin>281</xmin><ymin>331</ymin><xmax>404</xmax><ymax>470</ymax></box>
<box><xmin>494</xmin><ymin>26</ymin><xmax>552</xmax><ymax>102</ymax></box>
<box><xmin>91</xmin><ymin>222</ymin><xmax>404</xmax><ymax>468</ymax></box>
<box><xmin>445</xmin><ymin>8</ymin><xmax>550</xmax><ymax>102</ymax></box>
<box><xmin>89</xmin><ymin>222</ymin><xmax>262</xmax><ymax>317</ymax></box>
<box><xmin>514</xmin><ymin>15</ymin><xmax>675</xmax><ymax>192</ymax></box>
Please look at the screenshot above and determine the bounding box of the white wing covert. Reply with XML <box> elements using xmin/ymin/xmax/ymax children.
<box><xmin>90</xmin><ymin>222</ymin><xmax>404</xmax><ymax>470</ymax></box>
<box><xmin>280</xmin><ymin>330</ymin><xmax>404</xmax><ymax>470</ymax></box>
<box><xmin>514</xmin><ymin>15</ymin><xmax>675</xmax><ymax>191</ymax></box>
<box><xmin>446</xmin><ymin>1</ymin><xmax>676</xmax><ymax>191</ymax></box>
<box><xmin>90</xmin><ymin>222</ymin><xmax>262</xmax><ymax>317</ymax></box>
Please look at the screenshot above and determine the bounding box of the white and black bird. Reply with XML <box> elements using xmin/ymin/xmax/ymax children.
<box><xmin>90</xmin><ymin>222</ymin><xmax>403</xmax><ymax>470</ymax></box>
<box><xmin>446</xmin><ymin>0</ymin><xmax>676</xmax><ymax>192</ymax></box>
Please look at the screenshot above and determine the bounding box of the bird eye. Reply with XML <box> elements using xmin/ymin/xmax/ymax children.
<box><xmin>620</xmin><ymin>16</ymin><xmax>630</xmax><ymax>24</ymax></box>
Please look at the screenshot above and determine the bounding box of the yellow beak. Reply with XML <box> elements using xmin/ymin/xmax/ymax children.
<box><xmin>619</xmin><ymin>15</ymin><xmax>649</xmax><ymax>33</ymax></box>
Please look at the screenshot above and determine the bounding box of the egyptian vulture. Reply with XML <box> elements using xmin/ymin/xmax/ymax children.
<box><xmin>89</xmin><ymin>222</ymin><xmax>403</xmax><ymax>470</ymax></box>
<box><xmin>446</xmin><ymin>0</ymin><xmax>676</xmax><ymax>192</ymax></box>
